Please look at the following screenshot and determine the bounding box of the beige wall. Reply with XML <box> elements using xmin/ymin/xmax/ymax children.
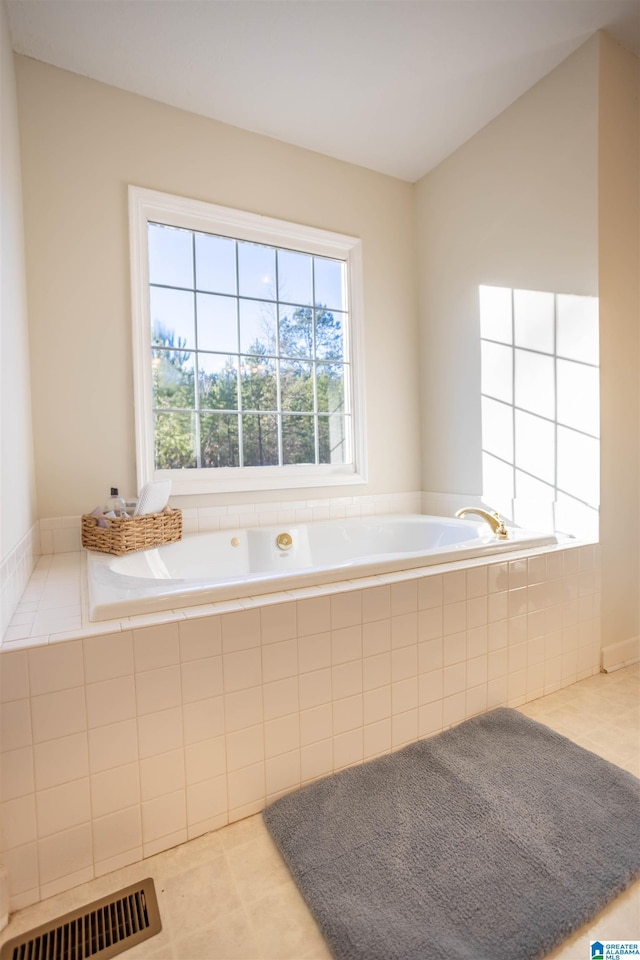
<box><xmin>15</xmin><ymin>56</ymin><xmax>420</xmax><ymax>519</ymax></box>
<box><xmin>598</xmin><ymin>34</ymin><xmax>640</xmax><ymax>646</ymax></box>
<box><xmin>10</xmin><ymin>36</ymin><xmax>640</xmax><ymax>651</ymax></box>
<box><xmin>0</xmin><ymin>5</ymin><xmax>36</xmax><ymax>559</ymax></box>
<box><xmin>415</xmin><ymin>31</ymin><xmax>640</xmax><ymax>650</ymax></box>
<box><xmin>415</xmin><ymin>37</ymin><xmax>599</xmax><ymax>498</ymax></box>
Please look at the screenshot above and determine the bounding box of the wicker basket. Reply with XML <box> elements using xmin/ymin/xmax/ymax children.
<box><xmin>81</xmin><ymin>507</ymin><xmax>182</xmax><ymax>556</ymax></box>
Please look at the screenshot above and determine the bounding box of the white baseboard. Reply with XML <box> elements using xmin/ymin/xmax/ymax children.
<box><xmin>601</xmin><ymin>635</ymin><xmax>640</xmax><ymax>672</ymax></box>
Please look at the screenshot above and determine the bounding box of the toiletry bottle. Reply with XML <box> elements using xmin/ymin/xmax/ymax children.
<box><xmin>104</xmin><ymin>487</ymin><xmax>127</xmax><ymax>517</ymax></box>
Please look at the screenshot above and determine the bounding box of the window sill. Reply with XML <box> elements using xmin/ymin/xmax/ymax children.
<box><xmin>155</xmin><ymin>465</ymin><xmax>367</xmax><ymax>496</ymax></box>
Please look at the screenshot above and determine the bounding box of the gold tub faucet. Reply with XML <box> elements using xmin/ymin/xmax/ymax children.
<box><xmin>455</xmin><ymin>507</ymin><xmax>510</xmax><ymax>540</ymax></box>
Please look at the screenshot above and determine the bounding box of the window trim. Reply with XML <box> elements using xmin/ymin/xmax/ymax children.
<box><xmin>129</xmin><ymin>186</ymin><xmax>367</xmax><ymax>495</ymax></box>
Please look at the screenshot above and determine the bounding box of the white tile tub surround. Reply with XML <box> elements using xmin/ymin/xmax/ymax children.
<box><xmin>0</xmin><ymin>542</ymin><xmax>600</xmax><ymax>911</ymax></box>
<box><xmin>0</xmin><ymin>523</ymin><xmax>40</xmax><ymax>641</ymax></box>
<box><xmin>1</xmin><ymin>553</ymin><xmax>83</xmax><ymax>647</ymax></box>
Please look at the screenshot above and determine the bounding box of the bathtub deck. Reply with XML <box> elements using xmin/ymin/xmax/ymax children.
<box><xmin>3</xmin><ymin>538</ymin><xmax>587</xmax><ymax>651</ymax></box>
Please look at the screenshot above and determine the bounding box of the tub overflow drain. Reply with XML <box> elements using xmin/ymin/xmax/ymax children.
<box><xmin>276</xmin><ymin>532</ymin><xmax>293</xmax><ymax>550</ymax></box>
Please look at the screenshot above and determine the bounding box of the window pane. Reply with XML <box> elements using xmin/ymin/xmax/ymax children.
<box><xmin>152</xmin><ymin>349</ymin><xmax>195</xmax><ymax>408</ymax></box>
<box><xmin>315</xmin><ymin>308</ymin><xmax>345</xmax><ymax>361</ymax></box>
<box><xmin>479</xmin><ymin>285</ymin><xmax>512</xmax><ymax>344</ymax></box>
<box><xmin>148</xmin><ymin>223</ymin><xmax>193</xmax><ymax>289</ymax></box>
<box><xmin>514</xmin><ymin>349</ymin><xmax>554</xmax><ymax>419</ymax></box>
<box><xmin>282</xmin><ymin>415</ymin><xmax>316</xmax><ymax>465</ymax></box>
<box><xmin>481</xmin><ymin>397</ymin><xmax>513</xmax><ymax>464</ymax></box>
<box><xmin>317</xmin><ymin>364</ymin><xmax>345</xmax><ymax>414</ymax></box>
<box><xmin>481</xmin><ymin>341</ymin><xmax>512</xmax><ymax>404</ymax></box>
<box><xmin>319</xmin><ymin>415</ymin><xmax>347</xmax><ymax>464</ymax></box>
<box><xmin>150</xmin><ymin>287</ymin><xmax>195</xmax><ymax>350</ymax></box>
<box><xmin>514</xmin><ymin>410</ymin><xmax>555</xmax><ymax>485</ymax></box>
<box><xmin>240</xmin><ymin>300</ymin><xmax>277</xmax><ymax>355</ymax></box>
<box><xmin>238</xmin><ymin>242</ymin><xmax>276</xmax><ymax>300</ymax></box>
<box><xmin>198</xmin><ymin>354</ymin><xmax>238</xmax><ymax>411</ymax></box>
<box><xmin>279</xmin><ymin>306</ymin><xmax>313</xmax><ymax>358</ymax></box>
<box><xmin>196</xmin><ymin>293</ymin><xmax>238</xmax><ymax>354</ymax></box>
<box><xmin>557</xmin><ymin>426</ymin><xmax>599</xmax><ymax>507</ymax></box>
<box><xmin>514</xmin><ymin>289</ymin><xmax>554</xmax><ymax>354</ymax></box>
<box><xmin>243</xmin><ymin>414</ymin><xmax>278</xmax><ymax>466</ymax></box>
<box><xmin>200</xmin><ymin>413</ymin><xmax>239</xmax><ymax>468</ymax></box>
<box><xmin>278</xmin><ymin>249</ymin><xmax>312</xmax><ymax>306</ymax></box>
<box><xmin>557</xmin><ymin>359</ymin><xmax>599</xmax><ymax>437</ymax></box>
<box><xmin>241</xmin><ymin>356</ymin><xmax>277</xmax><ymax>411</ymax></box>
<box><xmin>557</xmin><ymin>294</ymin><xmax>598</xmax><ymax>365</ymax></box>
<box><xmin>154</xmin><ymin>412</ymin><xmax>196</xmax><ymax>469</ymax></box>
<box><xmin>280</xmin><ymin>360</ymin><xmax>313</xmax><ymax>412</ymax></box>
<box><xmin>195</xmin><ymin>233</ymin><xmax>236</xmax><ymax>295</ymax></box>
<box><xmin>314</xmin><ymin>257</ymin><xmax>345</xmax><ymax>311</ymax></box>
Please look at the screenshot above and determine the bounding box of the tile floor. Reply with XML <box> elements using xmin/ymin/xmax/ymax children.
<box><xmin>1</xmin><ymin>664</ymin><xmax>638</xmax><ymax>960</ymax></box>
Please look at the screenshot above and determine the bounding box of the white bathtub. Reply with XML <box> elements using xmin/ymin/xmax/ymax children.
<box><xmin>86</xmin><ymin>514</ymin><xmax>558</xmax><ymax>621</ymax></box>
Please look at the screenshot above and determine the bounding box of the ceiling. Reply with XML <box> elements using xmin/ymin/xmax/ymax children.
<box><xmin>6</xmin><ymin>0</ymin><xmax>640</xmax><ymax>182</ymax></box>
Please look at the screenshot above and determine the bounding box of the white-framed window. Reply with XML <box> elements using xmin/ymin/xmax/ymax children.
<box><xmin>129</xmin><ymin>187</ymin><xmax>366</xmax><ymax>495</ymax></box>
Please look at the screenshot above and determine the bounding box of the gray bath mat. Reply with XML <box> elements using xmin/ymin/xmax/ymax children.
<box><xmin>263</xmin><ymin>708</ymin><xmax>640</xmax><ymax>960</ymax></box>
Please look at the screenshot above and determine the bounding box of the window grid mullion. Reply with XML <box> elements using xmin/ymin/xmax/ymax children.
<box><xmin>235</xmin><ymin>240</ymin><xmax>244</xmax><ymax>468</ymax></box>
<box><xmin>192</xmin><ymin>233</ymin><xmax>202</xmax><ymax>470</ymax></box>
<box><xmin>275</xmin><ymin>252</ymin><xmax>283</xmax><ymax>467</ymax></box>
<box><xmin>312</xmin><ymin>263</ymin><xmax>319</xmax><ymax>465</ymax></box>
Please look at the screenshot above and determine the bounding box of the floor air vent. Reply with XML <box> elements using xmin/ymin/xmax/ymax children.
<box><xmin>0</xmin><ymin>879</ymin><xmax>161</xmax><ymax>960</ymax></box>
